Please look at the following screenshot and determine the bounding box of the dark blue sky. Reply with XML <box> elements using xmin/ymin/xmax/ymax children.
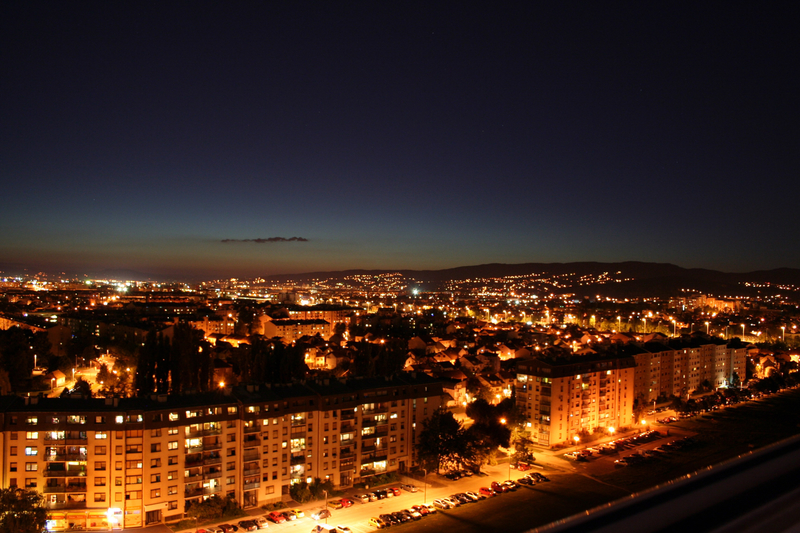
<box><xmin>2</xmin><ymin>2</ymin><xmax>798</xmax><ymax>278</ymax></box>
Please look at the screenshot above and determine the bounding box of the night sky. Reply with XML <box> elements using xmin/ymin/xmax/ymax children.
<box><xmin>2</xmin><ymin>2</ymin><xmax>799</xmax><ymax>279</ymax></box>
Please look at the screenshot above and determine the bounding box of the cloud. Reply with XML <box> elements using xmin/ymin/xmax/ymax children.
<box><xmin>221</xmin><ymin>237</ymin><xmax>309</xmax><ymax>243</ymax></box>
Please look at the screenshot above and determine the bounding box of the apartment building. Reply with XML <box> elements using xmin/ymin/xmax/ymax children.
<box><xmin>262</xmin><ymin>319</ymin><xmax>332</xmax><ymax>342</ymax></box>
<box><xmin>515</xmin><ymin>355</ymin><xmax>635</xmax><ymax>447</ymax></box>
<box><xmin>0</xmin><ymin>373</ymin><xmax>443</xmax><ymax>531</ymax></box>
<box><xmin>633</xmin><ymin>338</ymin><xmax>749</xmax><ymax>403</ymax></box>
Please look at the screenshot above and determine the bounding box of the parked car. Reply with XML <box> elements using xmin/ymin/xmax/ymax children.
<box><xmin>424</xmin><ymin>503</ymin><xmax>437</xmax><ymax>513</ymax></box>
<box><xmin>328</xmin><ymin>499</ymin><xmax>345</xmax><ymax>509</ymax></box>
<box><xmin>379</xmin><ymin>513</ymin><xmax>398</xmax><ymax>526</ymax></box>
<box><xmin>444</xmin><ymin>470</ymin><xmax>462</xmax><ymax>480</ymax></box>
<box><xmin>400</xmin><ymin>483</ymin><xmax>419</xmax><ymax>493</ymax></box>
<box><xmin>367</xmin><ymin>492</ymin><xmax>378</xmax><ymax>502</ymax></box>
<box><xmin>479</xmin><ymin>487</ymin><xmax>496</xmax><ymax>497</ymax></box>
<box><xmin>335</xmin><ymin>526</ymin><xmax>352</xmax><ymax>533</ymax></box>
<box><xmin>412</xmin><ymin>504</ymin><xmax>429</xmax><ymax>516</ymax></box>
<box><xmin>491</xmin><ymin>481</ymin><xmax>508</xmax><ymax>493</ymax></box>
<box><xmin>268</xmin><ymin>512</ymin><xmax>286</xmax><ymax>524</ymax></box>
<box><xmin>253</xmin><ymin>517</ymin><xmax>269</xmax><ymax>529</ymax></box>
<box><xmin>218</xmin><ymin>525</ymin><xmax>236</xmax><ymax>533</ymax></box>
<box><xmin>238</xmin><ymin>520</ymin><xmax>258</xmax><ymax>532</ymax></box>
<box><xmin>432</xmin><ymin>498</ymin><xmax>452</xmax><ymax>510</ymax></box>
<box><xmin>311</xmin><ymin>509</ymin><xmax>331</xmax><ymax>521</ymax></box>
<box><xmin>368</xmin><ymin>517</ymin><xmax>388</xmax><ymax>529</ymax></box>
<box><xmin>514</xmin><ymin>462</ymin><xmax>531</xmax><ymax>471</ymax></box>
<box><xmin>442</xmin><ymin>497</ymin><xmax>460</xmax><ymax>507</ymax></box>
<box><xmin>355</xmin><ymin>494</ymin><xmax>370</xmax><ymax>503</ymax></box>
<box><xmin>389</xmin><ymin>487</ymin><xmax>401</xmax><ymax>497</ymax></box>
<box><xmin>463</xmin><ymin>491</ymin><xmax>480</xmax><ymax>502</ymax></box>
<box><xmin>288</xmin><ymin>509</ymin><xmax>305</xmax><ymax>519</ymax></box>
<box><xmin>390</xmin><ymin>511</ymin><xmax>410</xmax><ymax>524</ymax></box>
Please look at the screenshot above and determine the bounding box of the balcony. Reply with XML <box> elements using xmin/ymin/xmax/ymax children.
<box><xmin>185</xmin><ymin>455</ymin><xmax>203</xmax><ymax>467</ymax></box>
<box><xmin>243</xmin><ymin>481</ymin><xmax>260</xmax><ymax>490</ymax></box>
<box><xmin>44</xmin><ymin>485</ymin><xmax>67</xmax><ymax>493</ymax></box>
<box><xmin>340</xmin><ymin>422</ymin><xmax>355</xmax><ymax>433</ymax></box>
<box><xmin>47</xmin><ymin>501</ymin><xmax>87</xmax><ymax>510</ymax></box>
<box><xmin>45</xmin><ymin>453</ymin><xmax>87</xmax><ymax>462</ymax></box>
<box><xmin>204</xmin><ymin>470</ymin><xmax>223</xmax><ymax>480</ymax></box>
<box><xmin>340</xmin><ymin>410</ymin><xmax>356</xmax><ymax>421</ymax></box>
<box><xmin>242</xmin><ymin>451</ymin><xmax>259</xmax><ymax>462</ymax></box>
<box><xmin>242</xmin><ymin>437</ymin><xmax>260</xmax><ymax>448</ymax></box>
<box><xmin>244</xmin><ymin>425</ymin><xmax>260</xmax><ymax>434</ymax></box>
<box><xmin>44</xmin><ymin>467</ymin><xmax>86</xmax><ymax>477</ymax></box>
<box><xmin>243</xmin><ymin>468</ymin><xmax>260</xmax><ymax>477</ymax></box>
<box><xmin>202</xmin><ymin>454</ymin><xmax>222</xmax><ymax>466</ymax></box>
<box><xmin>203</xmin><ymin>486</ymin><xmax>221</xmax><ymax>495</ymax></box>
<box><xmin>339</xmin><ymin>461</ymin><xmax>355</xmax><ymax>472</ymax></box>
<box><xmin>203</xmin><ymin>442</ymin><xmax>222</xmax><ymax>451</ymax></box>
<box><xmin>184</xmin><ymin>473</ymin><xmax>203</xmax><ymax>482</ymax></box>
<box><xmin>185</xmin><ymin>487</ymin><xmax>203</xmax><ymax>497</ymax></box>
<box><xmin>362</xmin><ymin>404</ymin><xmax>388</xmax><ymax>415</ymax></box>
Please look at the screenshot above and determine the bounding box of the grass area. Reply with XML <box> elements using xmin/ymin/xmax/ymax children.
<box><xmin>597</xmin><ymin>387</ymin><xmax>800</xmax><ymax>492</ymax></box>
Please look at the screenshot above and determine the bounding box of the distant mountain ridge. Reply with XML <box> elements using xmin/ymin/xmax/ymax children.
<box><xmin>264</xmin><ymin>262</ymin><xmax>800</xmax><ymax>298</ymax></box>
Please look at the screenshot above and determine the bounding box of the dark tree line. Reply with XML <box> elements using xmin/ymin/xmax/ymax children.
<box><xmin>231</xmin><ymin>337</ymin><xmax>306</xmax><ymax>384</ymax></box>
<box><xmin>134</xmin><ymin>324</ymin><xmax>213</xmax><ymax>396</ymax></box>
<box><xmin>349</xmin><ymin>340</ymin><xmax>407</xmax><ymax>378</ymax></box>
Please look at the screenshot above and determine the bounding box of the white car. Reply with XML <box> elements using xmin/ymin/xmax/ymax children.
<box><xmin>254</xmin><ymin>518</ymin><xmax>269</xmax><ymax>529</ymax></box>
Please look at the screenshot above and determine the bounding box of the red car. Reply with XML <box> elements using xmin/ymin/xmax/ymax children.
<box><xmin>268</xmin><ymin>511</ymin><xmax>286</xmax><ymax>523</ymax></box>
<box><xmin>412</xmin><ymin>504</ymin><xmax>430</xmax><ymax>516</ymax></box>
<box><xmin>389</xmin><ymin>487</ymin><xmax>401</xmax><ymax>496</ymax></box>
<box><xmin>341</xmin><ymin>498</ymin><xmax>354</xmax><ymax>508</ymax></box>
<box><xmin>478</xmin><ymin>487</ymin><xmax>496</xmax><ymax>497</ymax></box>
<box><xmin>491</xmin><ymin>481</ymin><xmax>508</xmax><ymax>493</ymax></box>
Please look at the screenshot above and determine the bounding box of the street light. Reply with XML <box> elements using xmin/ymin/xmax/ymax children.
<box><xmin>323</xmin><ymin>490</ymin><xmax>328</xmax><ymax>523</ymax></box>
<box><xmin>782</xmin><ymin>326</ymin><xmax>786</xmax><ymax>341</ymax></box>
<box><xmin>705</xmin><ymin>321</ymin><xmax>710</xmax><ymax>335</ymax></box>
<box><xmin>423</xmin><ymin>468</ymin><xmax>428</xmax><ymax>505</ymax></box>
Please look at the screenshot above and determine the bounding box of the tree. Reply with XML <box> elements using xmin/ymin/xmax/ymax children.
<box><xmin>186</xmin><ymin>494</ymin><xmax>240</xmax><ymax>521</ymax></box>
<box><xmin>415</xmin><ymin>408</ymin><xmax>463</xmax><ymax>473</ymax></box>
<box><xmin>0</xmin><ymin>487</ymin><xmax>48</xmax><ymax>533</ymax></box>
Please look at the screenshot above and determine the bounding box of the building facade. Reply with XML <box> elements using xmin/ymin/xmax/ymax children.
<box><xmin>515</xmin><ymin>355</ymin><xmax>635</xmax><ymax>447</ymax></box>
<box><xmin>0</xmin><ymin>373</ymin><xmax>443</xmax><ymax>530</ymax></box>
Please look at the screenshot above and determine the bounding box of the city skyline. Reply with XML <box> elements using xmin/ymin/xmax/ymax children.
<box><xmin>2</xmin><ymin>2</ymin><xmax>799</xmax><ymax>278</ymax></box>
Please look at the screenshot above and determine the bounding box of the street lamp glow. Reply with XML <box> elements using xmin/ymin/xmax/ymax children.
<box><xmin>608</xmin><ymin>427</ymin><xmax>615</xmax><ymax>435</ymax></box>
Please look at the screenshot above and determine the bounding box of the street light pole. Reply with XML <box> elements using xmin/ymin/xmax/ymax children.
<box><xmin>423</xmin><ymin>468</ymin><xmax>427</xmax><ymax>505</ymax></box>
<box><xmin>323</xmin><ymin>490</ymin><xmax>328</xmax><ymax>524</ymax></box>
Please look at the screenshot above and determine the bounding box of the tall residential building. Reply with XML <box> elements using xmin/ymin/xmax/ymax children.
<box><xmin>633</xmin><ymin>338</ymin><xmax>748</xmax><ymax>403</ymax></box>
<box><xmin>0</xmin><ymin>373</ymin><xmax>443</xmax><ymax>531</ymax></box>
<box><xmin>515</xmin><ymin>355</ymin><xmax>635</xmax><ymax>447</ymax></box>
